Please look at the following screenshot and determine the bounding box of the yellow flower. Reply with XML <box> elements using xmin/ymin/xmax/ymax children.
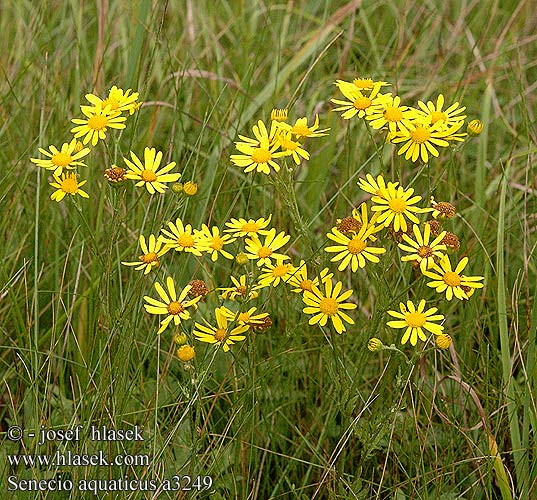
<box><xmin>436</xmin><ymin>334</ymin><xmax>452</xmax><ymax>349</ymax></box>
<box><xmin>193</xmin><ymin>307</ymin><xmax>249</xmax><ymax>352</ymax></box>
<box><xmin>257</xmin><ymin>258</ymin><xmax>296</xmax><ymax>287</ymax></box>
<box><xmin>124</xmin><ymin>147</ymin><xmax>181</xmax><ymax>194</ymax></box>
<box><xmin>219</xmin><ymin>275</ymin><xmax>259</xmax><ymax>301</ymax></box>
<box><xmin>177</xmin><ymin>345</ymin><xmax>195</xmax><ymax>362</ymax></box>
<box><xmin>367</xmin><ymin>338</ymin><xmax>384</xmax><ymax>352</ymax></box>
<box><xmin>423</xmin><ymin>255</ymin><xmax>485</xmax><ymax>301</ymax></box>
<box><xmin>467</xmin><ymin>119</ymin><xmax>484</xmax><ymax>136</ymax></box>
<box><xmin>302</xmin><ymin>279</ymin><xmax>357</xmax><ymax>334</ymax></box>
<box><xmin>331</xmin><ymin>81</ymin><xmax>387</xmax><ymax>119</ymax></box>
<box><xmin>84</xmin><ymin>86</ymin><xmax>140</xmax><ymax>115</ymax></box>
<box><xmin>357</xmin><ymin>173</ymin><xmax>398</xmax><ymax>198</ymax></box>
<box><xmin>121</xmin><ymin>234</ymin><xmax>168</xmax><ymax>274</ymax></box>
<box><xmin>398</xmin><ymin>223</ymin><xmax>447</xmax><ymax>273</ymax></box>
<box><xmin>333</xmin><ymin>202</ymin><xmax>383</xmax><ymax>240</ymax></box>
<box><xmin>371</xmin><ymin>183</ymin><xmax>424</xmax><ymax>232</ymax></box>
<box><xmin>270</xmin><ymin>108</ymin><xmax>288</xmax><ymax>122</ymax></box>
<box><xmin>335</xmin><ymin>78</ymin><xmax>390</xmax><ymax>93</ymax></box>
<box><xmin>224</xmin><ymin>215</ymin><xmax>272</xmax><ymax>237</ymax></box>
<box><xmin>325</xmin><ymin>224</ymin><xmax>386</xmax><ymax>272</ymax></box>
<box><xmin>143</xmin><ymin>278</ymin><xmax>201</xmax><ymax>334</ymax></box>
<box><xmin>183</xmin><ymin>181</ymin><xmax>198</xmax><ymax>196</ymax></box>
<box><xmin>230</xmin><ymin>120</ymin><xmax>286</xmax><ymax>174</ymax></box>
<box><xmin>430</xmin><ymin>197</ymin><xmax>456</xmax><ymax>219</ymax></box>
<box><xmin>276</xmin><ymin>115</ymin><xmax>329</xmax><ymax>139</ymax></box>
<box><xmin>196</xmin><ymin>224</ymin><xmax>235</xmax><ymax>261</ymax></box>
<box><xmin>391</xmin><ymin>118</ymin><xmax>465</xmax><ymax>163</ymax></box>
<box><xmin>286</xmin><ymin>260</ymin><xmax>333</xmax><ymax>294</ymax></box>
<box><xmin>275</xmin><ymin>131</ymin><xmax>310</xmax><ymax>165</ymax></box>
<box><xmin>70</xmin><ymin>102</ymin><xmax>126</xmax><ymax>146</ymax></box>
<box><xmin>387</xmin><ymin>299</ymin><xmax>444</xmax><ymax>346</ymax></box>
<box><xmin>366</xmin><ymin>95</ymin><xmax>416</xmax><ymax>136</ymax></box>
<box><xmin>31</xmin><ymin>138</ymin><xmax>90</xmax><ymax>176</ymax></box>
<box><xmin>49</xmin><ymin>173</ymin><xmax>89</xmax><ymax>202</ymax></box>
<box><xmin>160</xmin><ymin>218</ymin><xmax>202</xmax><ymax>255</ymax></box>
<box><xmin>244</xmin><ymin>228</ymin><xmax>290</xmax><ymax>267</ymax></box>
<box><xmin>221</xmin><ymin>306</ymin><xmax>269</xmax><ymax>328</ymax></box>
<box><xmin>415</xmin><ymin>94</ymin><xmax>466</xmax><ymax>131</ymax></box>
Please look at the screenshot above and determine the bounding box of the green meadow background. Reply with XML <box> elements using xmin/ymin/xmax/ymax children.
<box><xmin>1</xmin><ymin>0</ymin><xmax>536</xmax><ymax>498</ymax></box>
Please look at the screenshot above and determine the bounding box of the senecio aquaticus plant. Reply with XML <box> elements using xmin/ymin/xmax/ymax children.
<box><xmin>30</xmin><ymin>78</ymin><xmax>485</xmax><ymax>366</ymax></box>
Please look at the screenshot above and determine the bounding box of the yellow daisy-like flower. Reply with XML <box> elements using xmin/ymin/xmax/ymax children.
<box><xmin>276</xmin><ymin>115</ymin><xmax>330</xmax><ymax>139</ymax></box>
<box><xmin>121</xmin><ymin>234</ymin><xmax>168</xmax><ymax>274</ymax></box>
<box><xmin>387</xmin><ymin>299</ymin><xmax>445</xmax><ymax>346</ymax></box>
<box><xmin>423</xmin><ymin>255</ymin><xmax>485</xmax><ymax>301</ymax></box>
<box><xmin>230</xmin><ymin>120</ymin><xmax>286</xmax><ymax>174</ymax></box>
<box><xmin>244</xmin><ymin>228</ymin><xmax>291</xmax><ymax>267</ymax></box>
<box><xmin>49</xmin><ymin>173</ymin><xmax>89</xmax><ymax>202</ymax></box>
<box><xmin>224</xmin><ymin>215</ymin><xmax>272</xmax><ymax>237</ymax></box>
<box><xmin>415</xmin><ymin>94</ymin><xmax>467</xmax><ymax>131</ymax></box>
<box><xmin>325</xmin><ymin>224</ymin><xmax>386</xmax><ymax>272</ymax></box>
<box><xmin>270</xmin><ymin>108</ymin><xmax>289</xmax><ymax>122</ymax></box>
<box><xmin>71</xmin><ymin>102</ymin><xmax>126</xmax><ymax>146</ymax></box>
<box><xmin>160</xmin><ymin>218</ymin><xmax>202</xmax><ymax>256</ymax></box>
<box><xmin>302</xmin><ymin>279</ymin><xmax>357</xmax><ymax>334</ymax></box>
<box><xmin>366</xmin><ymin>95</ymin><xmax>416</xmax><ymax>136</ymax></box>
<box><xmin>398</xmin><ymin>224</ymin><xmax>447</xmax><ymax>273</ymax></box>
<box><xmin>143</xmin><ymin>278</ymin><xmax>202</xmax><ymax>334</ymax></box>
<box><xmin>257</xmin><ymin>258</ymin><xmax>296</xmax><ymax>287</ymax></box>
<box><xmin>391</xmin><ymin>119</ymin><xmax>465</xmax><ymax>164</ymax></box>
<box><xmin>31</xmin><ymin>138</ymin><xmax>91</xmax><ymax>176</ymax></box>
<box><xmin>195</xmin><ymin>224</ymin><xmax>236</xmax><ymax>261</ymax></box>
<box><xmin>357</xmin><ymin>173</ymin><xmax>398</xmax><ymax>198</ymax></box>
<box><xmin>124</xmin><ymin>147</ymin><xmax>181</xmax><ymax>194</ymax></box>
<box><xmin>286</xmin><ymin>260</ymin><xmax>333</xmax><ymax>294</ymax></box>
<box><xmin>276</xmin><ymin>131</ymin><xmax>310</xmax><ymax>165</ymax></box>
<box><xmin>436</xmin><ymin>334</ymin><xmax>452</xmax><ymax>350</ymax></box>
<box><xmin>219</xmin><ymin>275</ymin><xmax>259</xmax><ymax>301</ymax></box>
<box><xmin>177</xmin><ymin>344</ymin><xmax>195</xmax><ymax>362</ymax></box>
<box><xmin>331</xmin><ymin>81</ymin><xmax>387</xmax><ymax>119</ymax></box>
<box><xmin>371</xmin><ymin>184</ymin><xmax>424</xmax><ymax>232</ymax></box>
<box><xmin>335</xmin><ymin>78</ymin><xmax>390</xmax><ymax>94</ymax></box>
<box><xmin>193</xmin><ymin>307</ymin><xmax>249</xmax><ymax>352</ymax></box>
<box><xmin>84</xmin><ymin>87</ymin><xmax>140</xmax><ymax>116</ymax></box>
<box><xmin>221</xmin><ymin>306</ymin><xmax>269</xmax><ymax>328</ymax></box>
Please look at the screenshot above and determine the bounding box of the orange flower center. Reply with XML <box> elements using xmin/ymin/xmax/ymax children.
<box><xmin>52</xmin><ymin>152</ymin><xmax>73</xmax><ymax>167</ymax></box>
<box><xmin>430</xmin><ymin>111</ymin><xmax>447</xmax><ymax>124</ymax></box>
<box><xmin>300</xmin><ymin>279</ymin><xmax>314</xmax><ymax>292</ymax></box>
<box><xmin>177</xmin><ymin>234</ymin><xmax>195</xmax><ymax>248</ymax></box>
<box><xmin>241</xmin><ymin>222</ymin><xmax>259</xmax><ymax>233</ymax></box>
<box><xmin>60</xmin><ymin>176</ymin><xmax>79</xmax><ymax>194</ymax></box>
<box><xmin>141</xmin><ymin>252</ymin><xmax>159</xmax><ymax>264</ymax></box>
<box><xmin>272</xmin><ymin>264</ymin><xmax>289</xmax><ymax>277</ymax></box>
<box><xmin>443</xmin><ymin>271</ymin><xmax>461</xmax><ymax>287</ymax></box>
<box><xmin>214</xmin><ymin>328</ymin><xmax>227</xmax><ymax>341</ymax></box>
<box><xmin>87</xmin><ymin>114</ymin><xmax>108</xmax><ymax>131</ymax></box>
<box><xmin>388</xmin><ymin>198</ymin><xmax>407</xmax><ymax>213</ymax></box>
<box><xmin>236</xmin><ymin>285</ymin><xmax>247</xmax><ymax>296</ymax></box>
<box><xmin>257</xmin><ymin>246</ymin><xmax>272</xmax><ymax>258</ymax></box>
<box><xmin>251</xmin><ymin>148</ymin><xmax>272</xmax><ymax>164</ymax></box>
<box><xmin>384</xmin><ymin>106</ymin><xmax>403</xmax><ymax>122</ymax></box>
<box><xmin>405</xmin><ymin>311</ymin><xmax>426</xmax><ymax>327</ymax></box>
<box><xmin>347</xmin><ymin>237</ymin><xmax>367</xmax><ymax>255</ymax></box>
<box><xmin>210</xmin><ymin>237</ymin><xmax>224</xmax><ymax>250</ymax></box>
<box><xmin>353</xmin><ymin>96</ymin><xmax>372</xmax><ymax>110</ymax></box>
<box><xmin>410</xmin><ymin>126</ymin><xmax>431</xmax><ymax>144</ymax></box>
<box><xmin>319</xmin><ymin>298</ymin><xmax>339</xmax><ymax>316</ymax></box>
<box><xmin>417</xmin><ymin>246</ymin><xmax>433</xmax><ymax>258</ymax></box>
<box><xmin>141</xmin><ymin>169</ymin><xmax>157</xmax><ymax>182</ymax></box>
<box><xmin>167</xmin><ymin>301</ymin><xmax>184</xmax><ymax>315</ymax></box>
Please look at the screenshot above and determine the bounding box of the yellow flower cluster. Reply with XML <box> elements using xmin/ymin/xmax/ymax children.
<box><xmin>230</xmin><ymin>111</ymin><xmax>329</xmax><ymax>174</ymax></box>
<box><xmin>332</xmin><ymin>77</ymin><xmax>480</xmax><ymax>164</ymax></box>
<box><xmin>325</xmin><ymin>172</ymin><xmax>484</xmax><ymax>347</ymax></box>
<box><xmin>30</xmin><ymin>86</ymin><xmax>145</xmax><ymax>202</ymax></box>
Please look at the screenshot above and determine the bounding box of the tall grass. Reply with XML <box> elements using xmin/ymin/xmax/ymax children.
<box><xmin>1</xmin><ymin>1</ymin><xmax>536</xmax><ymax>499</ymax></box>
